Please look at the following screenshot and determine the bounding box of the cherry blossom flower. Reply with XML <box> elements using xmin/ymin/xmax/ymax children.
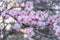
<box><xmin>26</xmin><ymin>27</ymin><xmax>35</xmax><ymax>37</ymax></box>
<box><xmin>47</xmin><ymin>15</ymin><xmax>60</xmax><ymax>24</ymax></box>
<box><xmin>0</xmin><ymin>2</ymin><xmax>6</xmax><ymax>11</ymax></box>
<box><xmin>36</xmin><ymin>21</ymin><xmax>46</xmax><ymax>30</ymax></box>
<box><xmin>24</xmin><ymin>1</ymin><xmax>34</xmax><ymax>11</ymax></box>
<box><xmin>53</xmin><ymin>18</ymin><xmax>60</xmax><ymax>36</ymax></box>
<box><xmin>26</xmin><ymin>17</ymin><xmax>33</xmax><ymax>25</ymax></box>
<box><xmin>35</xmin><ymin>11</ymin><xmax>49</xmax><ymax>21</ymax></box>
<box><xmin>1</xmin><ymin>1</ymin><xmax>60</xmax><ymax>40</ymax></box>
<box><xmin>12</xmin><ymin>23</ymin><xmax>22</xmax><ymax>32</ymax></box>
<box><xmin>8</xmin><ymin>10</ymin><xmax>20</xmax><ymax>17</ymax></box>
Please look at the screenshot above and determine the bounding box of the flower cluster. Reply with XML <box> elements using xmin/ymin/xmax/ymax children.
<box><xmin>0</xmin><ymin>0</ymin><xmax>60</xmax><ymax>40</ymax></box>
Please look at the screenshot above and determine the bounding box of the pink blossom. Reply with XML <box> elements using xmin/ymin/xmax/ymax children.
<box><xmin>53</xmin><ymin>18</ymin><xmax>60</xmax><ymax>36</ymax></box>
<box><xmin>9</xmin><ymin>10</ymin><xmax>20</xmax><ymax>17</ymax></box>
<box><xmin>26</xmin><ymin>27</ymin><xmax>35</xmax><ymax>37</ymax></box>
<box><xmin>24</xmin><ymin>1</ymin><xmax>34</xmax><ymax>11</ymax></box>
<box><xmin>47</xmin><ymin>15</ymin><xmax>60</xmax><ymax>24</ymax></box>
<box><xmin>12</xmin><ymin>23</ymin><xmax>22</xmax><ymax>31</ymax></box>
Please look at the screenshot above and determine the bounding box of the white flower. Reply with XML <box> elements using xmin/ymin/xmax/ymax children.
<box><xmin>7</xmin><ymin>2</ymin><xmax>14</xmax><ymax>9</ymax></box>
<box><xmin>8</xmin><ymin>35</ymin><xmax>12</xmax><ymax>38</ymax></box>
<box><xmin>0</xmin><ymin>16</ymin><xmax>3</xmax><ymax>23</ymax></box>
<box><xmin>4</xmin><ymin>17</ymin><xmax>15</xmax><ymax>23</ymax></box>
<box><xmin>21</xmin><ymin>3</ymin><xmax>25</xmax><ymax>7</ymax></box>
<box><xmin>7</xmin><ymin>0</ymin><xmax>15</xmax><ymax>3</ymax></box>
<box><xmin>1</xmin><ymin>34</ymin><xmax>4</xmax><ymax>38</ymax></box>
<box><xmin>4</xmin><ymin>19</ymin><xmax>10</xmax><ymax>23</ymax></box>
<box><xmin>8</xmin><ymin>17</ymin><xmax>15</xmax><ymax>23</ymax></box>
<box><xmin>24</xmin><ymin>34</ymin><xmax>28</xmax><ymax>38</ymax></box>
<box><xmin>5</xmin><ymin>24</ymin><xmax>12</xmax><ymax>31</ymax></box>
<box><xmin>7</xmin><ymin>0</ymin><xmax>16</xmax><ymax>9</ymax></box>
<box><xmin>0</xmin><ymin>2</ymin><xmax>6</xmax><ymax>11</ymax></box>
<box><xmin>13</xmin><ymin>7</ymin><xmax>22</xmax><ymax>11</ymax></box>
<box><xmin>0</xmin><ymin>2</ymin><xmax>3</xmax><ymax>6</ymax></box>
<box><xmin>0</xmin><ymin>23</ymin><xmax>4</xmax><ymax>30</ymax></box>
